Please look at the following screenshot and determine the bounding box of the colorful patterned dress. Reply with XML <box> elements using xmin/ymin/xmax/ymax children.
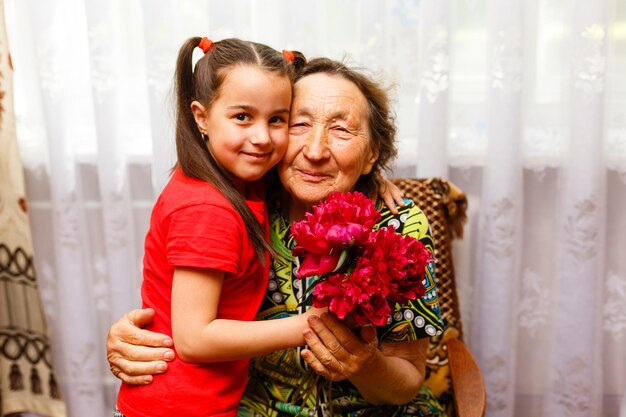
<box><xmin>238</xmin><ymin>199</ymin><xmax>446</xmax><ymax>417</ymax></box>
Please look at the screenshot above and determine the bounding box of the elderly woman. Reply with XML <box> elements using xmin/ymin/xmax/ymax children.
<box><xmin>107</xmin><ymin>58</ymin><xmax>446</xmax><ymax>417</ymax></box>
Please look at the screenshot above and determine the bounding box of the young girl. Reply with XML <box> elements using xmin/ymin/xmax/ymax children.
<box><xmin>115</xmin><ymin>37</ymin><xmax>317</xmax><ymax>417</ymax></box>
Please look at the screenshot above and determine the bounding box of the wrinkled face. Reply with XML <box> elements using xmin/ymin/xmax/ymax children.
<box><xmin>193</xmin><ymin>65</ymin><xmax>292</xmax><ymax>192</ymax></box>
<box><xmin>278</xmin><ymin>73</ymin><xmax>377</xmax><ymax>207</ymax></box>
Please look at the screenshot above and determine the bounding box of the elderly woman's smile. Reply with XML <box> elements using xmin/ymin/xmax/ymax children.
<box><xmin>294</xmin><ymin>168</ymin><xmax>331</xmax><ymax>182</ymax></box>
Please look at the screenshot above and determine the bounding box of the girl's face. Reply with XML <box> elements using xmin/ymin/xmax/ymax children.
<box><xmin>192</xmin><ymin>65</ymin><xmax>292</xmax><ymax>192</ymax></box>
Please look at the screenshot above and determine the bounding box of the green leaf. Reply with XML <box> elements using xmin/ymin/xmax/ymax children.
<box><xmin>332</xmin><ymin>249</ymin><xmax>349</xmax><ymax>272</ymax></box>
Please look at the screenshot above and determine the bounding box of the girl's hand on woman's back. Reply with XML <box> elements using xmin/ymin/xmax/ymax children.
<box><xmin>378</xmin><ymin>178</ymin><xmax>405</xmax><ymax>214</ymax></box>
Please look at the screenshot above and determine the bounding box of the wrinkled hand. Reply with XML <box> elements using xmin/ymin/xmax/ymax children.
<box><xmin>300</xmin><ymin>313</ymin><xmax>378</xmax><ymax>382</ymax></box>
<box><xmin>106</xmin><ymin>308</ymin><xmax>175</xmax><ymax>385</ymax></box>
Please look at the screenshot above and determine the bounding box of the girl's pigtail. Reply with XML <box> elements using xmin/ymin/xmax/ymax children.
<box><xmin>174</xmin><ymin>37</ymin><xmax>204</xmax><ymax>161</ymax></box>
<box><xmin>282</xmin><ymin>49</ymin><xmax>307</xmax><ymax>77</ymax></box>
<box><xmin>290</xmin><ymin>50</ymin><xmax>307</xmax><ymax>75</ymax></box>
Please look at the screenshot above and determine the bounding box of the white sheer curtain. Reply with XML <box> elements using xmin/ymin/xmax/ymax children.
<box><xmin>4</xmin><ymin>0</ymin><xmax>626</xmax><ymax>416</ymax></box>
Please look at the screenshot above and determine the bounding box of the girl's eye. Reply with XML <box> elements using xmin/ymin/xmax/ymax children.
<box><xmin>235</xmin><ymin>114</ymin><xmax>249</xmax><ymax>122</ymax></box>
<box><xmin>270</xmin><ymin>116</ymin><xmax>286</xmax><ymax>124</ymax></box>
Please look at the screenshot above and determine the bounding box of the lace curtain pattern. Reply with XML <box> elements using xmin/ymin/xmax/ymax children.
<box><xmin>4</xmin><ymin>0</ymin><xmax>626</xmax><ymax>416</ymax></box>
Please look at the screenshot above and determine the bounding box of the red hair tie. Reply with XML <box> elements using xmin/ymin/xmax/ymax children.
<box><xmin>282</xmin><ymin>50</ymin><xmax>295</xmax><ymax>62</ymax></box>
<box><xmin>199</xmin><ymin>37</ymin><xmax>213</xmax><ymax>53</ymax></box>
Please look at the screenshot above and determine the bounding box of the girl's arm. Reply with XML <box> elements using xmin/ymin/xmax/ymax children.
<box><xmin>172</xmin><ymin>266</ymin><xmax>320</xmax><ymax>363</ymax></box>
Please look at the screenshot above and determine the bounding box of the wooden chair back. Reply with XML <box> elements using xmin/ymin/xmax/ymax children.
<box><xmin>391</xmin><ymin>178</ymin><xmax>471</xmax><ymax>416</ymax></box>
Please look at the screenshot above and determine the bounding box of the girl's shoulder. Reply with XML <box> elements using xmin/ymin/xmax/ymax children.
<box><xmin>156</xmin><ymin>169</ymin><xmax>236</xmax><ymax>217</ymax></box>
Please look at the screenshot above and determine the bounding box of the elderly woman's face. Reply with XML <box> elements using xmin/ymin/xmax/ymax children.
<box><xmin>278</xmin><ymin>73</ymin><xmax>378</xmax><ymax>206</ymax></box>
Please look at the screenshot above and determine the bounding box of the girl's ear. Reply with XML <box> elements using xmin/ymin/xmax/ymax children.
<box><xmin>191</xmin><ymin>101</ymin><xmax>208</xmax><ymax>134</ymax></box>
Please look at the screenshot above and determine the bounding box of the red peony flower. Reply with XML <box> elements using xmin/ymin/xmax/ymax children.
<box><xmin>357</xmin><ymin>227</ymin><xmax>432</xmax><ymax>305</ymax></box>
<box><xmin>292</xmin><ymin>191</ymin><xmax>433</xmax><ymax>327</ymax></box>
<box><xmin>310</xmin><ymin>266</ymin><xmax>393</xmax><ymax>326</ymax></box>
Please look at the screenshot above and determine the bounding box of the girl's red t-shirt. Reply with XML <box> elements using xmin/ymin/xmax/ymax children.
<box><xmin>117</xmin><ymin>168</ymin><xmax>269</xmax><ymax>417</ymax></box>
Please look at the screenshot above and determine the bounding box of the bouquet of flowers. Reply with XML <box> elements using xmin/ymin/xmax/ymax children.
<box><xmin>291</xmin><ymin>191</ymin><xmax>433</xmax><ymax>326</ymax></box>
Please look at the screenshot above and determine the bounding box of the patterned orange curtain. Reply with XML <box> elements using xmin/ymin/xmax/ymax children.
<box><xmin>0</xmin><ymin>1</ymin><xmax>66</xmax><ymax>415</ymax></box>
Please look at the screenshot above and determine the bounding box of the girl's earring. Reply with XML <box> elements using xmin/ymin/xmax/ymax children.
<box><xmin>201</xmin><ymin>132</ymin><xmax>207</xmax><ymax>142</ymax></box>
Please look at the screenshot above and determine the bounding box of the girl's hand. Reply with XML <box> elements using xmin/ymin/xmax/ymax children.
<box><xmin>106</xmin><ymin>308</ymin><xmax>175</xmax><ymax>385</ymax></box>
<box><xmin>300</xmin><ymin>313</ymin><xmax>378</xmax><ymax>382</ymax></box>
<box><xmin>304</xmin><ymin>305</ymin><xmax>328</xmax><ymax>318</ymax></box>
<box><xmin>378</xmin><ymin>178</ymin><xmax>405</xmax><ymax>215</ymax></box>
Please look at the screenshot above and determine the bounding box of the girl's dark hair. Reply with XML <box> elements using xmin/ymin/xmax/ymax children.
<box><xmin>174</xmin><ymin>37</ymin><xmax>306</xmax><ymax>261</ymax></box>
<box><xmin>296</xmin><ymin>58</ymin><xmax>397</xmax><ymax>198</ymax></box>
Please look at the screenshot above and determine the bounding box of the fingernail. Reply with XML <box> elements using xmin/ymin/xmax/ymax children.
<box><xmin>156</xmin><ymin>362</ymin><xmax>167</xmax><ymax>372</ymax></box>
<box><xmin>143</xmin><ymin>376</ymin><xmax>153</xmax><ymax>384</ymax></box>
<box><xmin>164</xmin><ymin>351</ymin><xmax>175</xmax><ymax>361</ymax></box>
<box><xmin>303</xmin><ymin>329</ymin><xmax>312</xmax><ymax>339</ymax></box>
<box><xmin>163</xmin><ymin>338</ymin><xmax>174</xmax><ymax>347</ymax></box>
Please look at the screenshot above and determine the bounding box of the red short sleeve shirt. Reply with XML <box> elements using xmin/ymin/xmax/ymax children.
<box><xmin>117</xmin><ymin>168</ymin><xmax>269</xmax><ymax>417</ymax></box>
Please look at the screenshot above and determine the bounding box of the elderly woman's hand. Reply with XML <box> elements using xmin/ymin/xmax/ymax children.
<box><xmin>107</xmin><ymin>308</ymin><xmax>175</xmax><ymax>385</ymax></box>
<box><xmin>300</xmin><ymin>313</ymin><xmax>378</xmax><ymax>381</ymax></box>
<box><xmin>300</xmin><ymin>312</ymin><xmax>427</xmax><ymax>405</ymax></box>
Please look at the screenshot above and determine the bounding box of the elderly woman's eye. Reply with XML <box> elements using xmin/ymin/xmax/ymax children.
<box><xmin>289</xmin><ymin>123</ymin><xmax>309</xmax><ymax>135</ymax></box>
<box><xmin>333</xmin><ymin>126</ymin><xmax>352</xmax><ymax>135</ymax></box>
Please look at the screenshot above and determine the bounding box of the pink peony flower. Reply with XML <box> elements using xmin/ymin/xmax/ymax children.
<box><xmin>291</xmin><ymin>191</ymin><xmax>380</xmax><ymax>277</ymax></box>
